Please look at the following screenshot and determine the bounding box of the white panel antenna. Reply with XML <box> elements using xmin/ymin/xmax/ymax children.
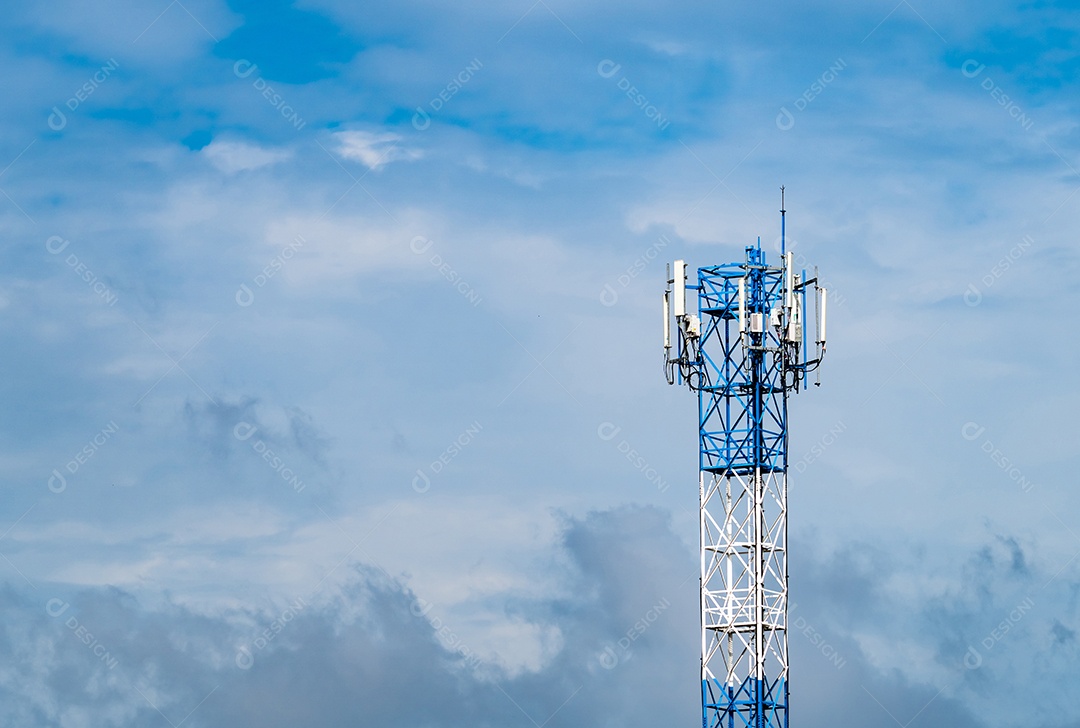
<box><xmin>663</xmin><ymin>290</ymin><xmax>671</xmax><ymax>350</ymax></box>
<box><xmin>737</xmin><ymin>278</ymin><xmax>746</xmax><ymax>333</ymax></box>
<box><xmin>819</xmin><ymin>288</ymin><xmax>827</xmax><ymax>347</ymax></box>
<box><xmin>673</xmin><ymin>259</ymin><xmax>686</xmax><ymax>317</ymax></box>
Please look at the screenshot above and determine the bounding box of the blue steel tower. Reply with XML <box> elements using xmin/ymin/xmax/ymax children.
<box><xmin>663</xmin><ymin>191</ymin><xmax>827</xmax><ymax>728</ymax></box>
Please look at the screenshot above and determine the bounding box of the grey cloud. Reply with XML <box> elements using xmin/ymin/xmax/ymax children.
<box><xmin>1051</xmin><ymin>620</ymin><xmax>1076</xmax><ymax>646</ymax></box>
<box><xmin>0</xmin><ymin>508</ymin><xmax>699</xmax><ymax>727</ymax></box>
<box><xmin>184</xmin><ymin>398</ymin><xmax>330</xmax><ymax>468</ymax></box>
<box><xmin>286</xmin><ymin>406</ymin><xmax>331</xmax><ymax>465</ymax></box>
<box><xmin>996</xmin><ymin>535</ymin><xmax>1029</xmax><ymax>577</ymax></box>
<box><xmin>8</xmin><ymin>509</ymin><xmax>1062</xmax><ymax>728</ymax></box>
<box><xmin>184</xmin><ymin>396</ymin><xmax>260</xmax><ymax>460</ymax></box>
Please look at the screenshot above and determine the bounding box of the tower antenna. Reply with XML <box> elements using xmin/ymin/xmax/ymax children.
<box><xmin>662</xmin><ymin>190</ymin><xmax>828</xmax><ymax>728</ymax></box>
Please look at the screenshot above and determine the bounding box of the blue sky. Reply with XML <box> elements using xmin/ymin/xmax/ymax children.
<box><xmin>1</xmin><ymin>0</ymin><xmax>1079</xmax><ymax>726</ymax></box>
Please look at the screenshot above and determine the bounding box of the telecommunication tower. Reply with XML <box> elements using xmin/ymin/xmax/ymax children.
<box><xmin>663</xmin><ymin>189</ymin><xmax>827</xmax><ymax>728</ymax></box>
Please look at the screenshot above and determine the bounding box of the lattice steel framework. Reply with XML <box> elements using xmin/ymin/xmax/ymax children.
<box><xmin>663</xmin><ymin>197</ymin><xmax>826</xmax><ymax>728</ymax></box>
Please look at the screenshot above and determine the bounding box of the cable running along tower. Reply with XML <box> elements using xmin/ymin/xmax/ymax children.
<box><xmin>663</xmin><ymin>189</ymin><xmax>827</xmax><ymax>728</ymax></box>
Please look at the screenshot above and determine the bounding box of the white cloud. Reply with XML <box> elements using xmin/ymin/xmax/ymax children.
<box><xmin>333</xmin><ymin>130</ymin><xmax>422</xmax><ymax>170</ymax></box>
<box><xmin>202</xmin><ymin>140</ymin><xmax>293</xmax><ymax>174</ymax></box>
<box><xmin>16</xmin><ymin>0</ymin><xmax>240</xmax><ymax>66</ymax></box>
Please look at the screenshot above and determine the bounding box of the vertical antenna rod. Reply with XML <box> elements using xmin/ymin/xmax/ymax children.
<box><xmin>780</xmin><ymin>185</ymin><xmax>786</xmax><ymax>257</ymax></box>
